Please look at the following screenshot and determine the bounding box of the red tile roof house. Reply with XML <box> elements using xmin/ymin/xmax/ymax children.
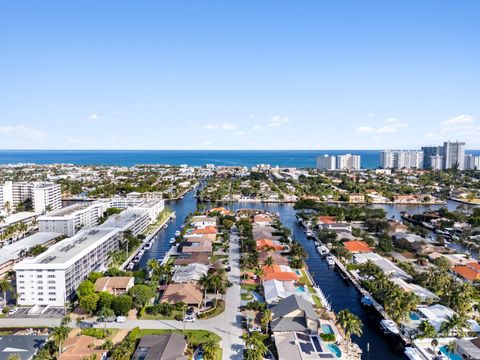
<box><xmin>253</xmin><ymin>214</ymin><xmax>274</xmax><ymax>226</ymax></box>
<box><xmin>261</xmin><ymin>265</ymin><xmax>300</xmax><ymax>282</ymax></box>
<box><xmin>192</xmin><ymin>226</ymin><xmax>217</xmax><ymax>235</ymax></box>
<box><xmin>256</xmin><ymin>239</ymin><xmax>285</xmax><ymax>252</ymax></box>
<box><xmin>258</xmin><ymin>251</ymin><xmax>290</xmax><ymax>266</ymax></box>
<box><xmin>452</xmin><ymin>262</ymin><xmax>480</xmax><ymax>282</ymax></box>
<box><xmin>318</xmin><ymin>216</ymin><xmax>337</xmax><ymax>224</ymax></box>
<box><xmin>180</xmin><ymin>240</ymin><xmax>212</xmax><ymax>253</ymax></box>
<box><xmin>343</xmin><ymin>241</ymin><xmax>374</xmax><ymax>254</ymax></box>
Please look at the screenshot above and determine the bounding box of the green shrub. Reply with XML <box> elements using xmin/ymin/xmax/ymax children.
<box><xmin>82</xmin><ymin>328</ymin><xmax>111</xmax><ymax>339</ymax></box>
<box><xmin>320</xmin><ymin>333</ymin><xmax>336</xmax><ymax>342</ymax></box>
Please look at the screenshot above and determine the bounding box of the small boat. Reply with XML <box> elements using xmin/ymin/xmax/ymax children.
<box><xmin>317</xmin><ymin>245</ymin><xmax>329</xmax><ymax>257</ymax></box>
<box><xmin>169</xmin><ymin>238</ymin><xmax>176</xmax><ymax>244</ymax></box>
<box><xmin>326</xmin><ymin>255</ymin><xmax>335</xmax><ymax>266</ymax></box>
<box><xmin>138</xmin><ymin>250</ymin><xmax>145</xmax><ymax>257</ymax></box>
<box><xmin>175</xmin><ymin>230</ymin><xmax>181</xmax><ymax>237</ymax></box>
<box><xmin>380</xmin><ymin>319</ymin><xmax>400</xmax><ymax>335</ymax></box>
<box><xmin>361</xmin><ymin>295</ymin><xmax>374</xmax><ymax>307</ymax></box>
<box><xmin>171</xmin><ymin>213</ymin><xmax>176</xmax><ymax>219</ymax></box>
<box><xmin>404</xmin><ymin>347</ymin><xmax>424</xmax><ymax>360</ymax></box>
<box><xmin>126</xmin><ymin>262</ymin><xmax>135</xmax><ymax>270</ymax></box>
<box><xmin>132</xmin><ymin>256</ymin><xmax>141</xmax><ymax>263</ymax></box>
<box><xmin>143</xmin><ymin>242</ymin><xmax>152</xmax><ymax>250</ymax></box>
<box><xmin>165</xmin><ymin>224</ymin><xmax>168</xmax><ymax>228</ymax></box>
<box><xmin>305</xmin><ymin>230</ymin><xmax>315</xmax><ymax>239</ymax></box>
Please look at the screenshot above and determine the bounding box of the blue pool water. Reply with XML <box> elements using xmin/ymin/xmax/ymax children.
<box><xmin>409</xmin><ymin>311</ymin><xmax>421</xmax><ymax>321</ymax></box>
<box><xmin>321</xmin><ymin>324</ymin><xmax>334</xmax><ymax>335</ymax></box>
<box><xmin>440</xmin><ymin>345</ymin><xmax>462</xmax><ymax>360</ymax></box>
<box><xmin>327</xmin><ymin>343</ymin><xmax>342</xmax><ymax>358</ymax></box>
<box><xmin>296</xmin><ymin>285</ymin><xmax>307</xmax><ymax>293</ymax></box>
<box><xmin>295</xmin><ymin>269</ymin><xmax>302</xmax><ymax>276</ymax></box>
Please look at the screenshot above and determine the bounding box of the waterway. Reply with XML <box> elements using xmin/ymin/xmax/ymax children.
<box><xmin>137</xmin><ymin>192</ymin><xmax>478</xmax><ymax>360</ymax></box>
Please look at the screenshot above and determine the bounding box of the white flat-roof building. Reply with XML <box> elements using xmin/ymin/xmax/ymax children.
<box><xmin>354</xmin><ymin>252</ymin><xmax>412</xmax><ymax>280</ymax></box>
<box><xmin>37</xmin><ymin>201</ymin><xmax>109</xmax><ymax>237</ymax></box>
<box><xmin>316</xmin><ymin>155</ymin><xmax>336</xmax><ymax>171</ymax></box>
<box><xmin>0</xmin><ymin>212</ymin><xmax>37</xmax><ymax>242</ymax></box>
<box><xmin>101</xmin><ymin>209</ymin><xmax>150</xmax><ymax>236</ymax></box>
<box><xmin>14</xmin><ymin>227</ymin><xmax>122</xmax><ymax>306</ymax></box>
<box><xmin>1</xmin><ymin>181</ymin><xmax>61</xmax><ymax>214</ymax></box>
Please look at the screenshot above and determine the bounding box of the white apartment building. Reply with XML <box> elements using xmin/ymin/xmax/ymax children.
<box><xmin>380</xmin><ymin>150</ymin><xmax>423</xmax><ymax>169</ymax></box>
<box><xmin>101</xmin><ymin>208</ymin><xmax>151</xmax><ymax>236</ymax></box>
<box><xmin>133</xmin><ymin>199</ymin><xmax>164</xmax><ymax>223</ymax></box>
<box><xmin>380</xmin><ymin>150</ymin><xmax>395</xmax><ymax>169</ymax></box>
<box><xmin>430</xmin><ymin>155</ymin><xmax>444</xmax><ymax>170</ymax></box>
<box><xmin>1</xmin><ymin>181</ymin><xmax>61</xmax><ymax>214</ymax></box>
<box><xmin>14</xmin><ymin>227</ymin><xmax>122</xmax><ymax>306</ymax></box>
<box><xmin>37</xmin><ymin>201</ymin><xmax>109</xmax><ymax>237</ymax></box>
<box><xmin>444</xmin><ymin>141</ymin><xmax>465</xmax><ymax>170</ymax></box>
<box><xmin>336</xmin><ymin>154</ymin><xmax>361</xmax><ymax>170</ymax></box>
<box><xmin>316</xmin><ymin>155</ymin><xmax>336</xmax><ymax>171</ymax></box>
<box><xmin>464</xmin><ymin>154</ymin><xmax>480</xmax><ymax>170</ymax></box>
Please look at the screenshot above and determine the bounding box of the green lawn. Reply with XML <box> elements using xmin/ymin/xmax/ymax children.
<box><xmin>211</xmin><ymin>254</ymin><xmax>228</xmax><ymax>262</ymax></box>
<box><xmin>241</xmin><ymin>284</ymin><xmax>260</xmax><ymax>292</ymax></box>
<box><xmin>298</xmin><ymin>269</ymin><xmax>313</xmax><ymax>286</ymax></box>
<box><xmin>312</xmin><ymin>295</ymin><xmax>323</xmax><ymax>308</ymax></box>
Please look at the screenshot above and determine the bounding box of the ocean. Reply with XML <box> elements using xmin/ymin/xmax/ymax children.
<box><xmin>0</xmin><ymin>150</ymin><xmax>479</xmax><ymax>169</ymax></box>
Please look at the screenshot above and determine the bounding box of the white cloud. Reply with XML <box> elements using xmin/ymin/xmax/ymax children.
<box><xmin>253</xmin><ymin>115</ymin><xmax>290</xmax><ymax>131</ymax></box>
<box><xmin>357</xmin><ymin>118</ymin><xmax>408</xmax><ymax>134</ymax></box>
<box><xmin>0</xmin><ymin>125</ymin><xmax>47</xmax><ymax>140</ymax></box>
<box><xmin>233</xmin><ymin>130</ymin><xmax>245</xmax><ymax>136</ymax></box>
<box><xmin>440</xmin><ymin>114</ymin><xmax>475</xmax><ymax>133</ymax></box>
<box><xmin>86</xmin><ymin>113</ymin><xmax>101</xmax><ymax>120</ymax></box>
<box><xmin>205</xmin><ymin>122</ymin><xmax>238</xmax><ymax>131</ymax></box>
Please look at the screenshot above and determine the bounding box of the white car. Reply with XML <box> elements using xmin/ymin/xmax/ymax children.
<box><xmin>116</xmin><ymin>316</ymin><xmax>127</xmax><ymax>323</ymax></box>
<box><xmin>184</xmin><ymin>316</ymin><xmax>196</xmax><ymax>322</ymax></box>
<box><xmin>8</xmin><ymin>308</ymin><xmax>18</xmax><ymax>315</ymax></box>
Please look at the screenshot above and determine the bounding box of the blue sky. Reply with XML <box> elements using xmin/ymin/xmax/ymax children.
<box><xmin>0</xmin><ymin>1</ymin><xmax>479</xmax><ymax>150</ymax></box>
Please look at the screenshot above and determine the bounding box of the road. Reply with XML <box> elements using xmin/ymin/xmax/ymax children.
<box><xmin>0</xmin><ymin>231</ymin><xmax>244</xmax><ymax>360</ymax></box>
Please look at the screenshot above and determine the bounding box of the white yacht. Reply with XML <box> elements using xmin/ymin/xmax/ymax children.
<box><xmin>169</xmin><ymin>238</ymin><xmax>176</xmax><ymax>244</ymax></box>
<box><xmin>326</xmin><ymin>255</ymin><xmax>335</xmax><ymax>266</ymax></box>
<box><xmin>143</xmin><ymin>242</ymin><xmax>152</xmax><ymax>250</ymax></box>
<box><xmin>404</xmin><ymin>347</ymin><xmax>424</xmax><ymax>360</ymax></box>
<box><xmin>317</xmin><ymin>245</ymin><xmax>329</xmax><ymax>257</ymax></box>
<box><xmin>175</xmin><ymin>230</ymin><xmax>181</xmax><ymax>237</ymax></box>
<box><xmin>380</xmin><ymin>319</ymin><xmax>400</xmax><ymax>335</ymax></box>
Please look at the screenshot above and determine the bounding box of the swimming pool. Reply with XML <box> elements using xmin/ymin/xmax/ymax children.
<box><xmin>321</xmin><ymin>324</ymin><xmax>334</xmax><ymax>335</ymax></box>
<box><xmin>296</xmin><ymin>285</ymin><xmax>307</xmax><ymax>293</ymax></box>
<box><xmin>327</xmin><ymin>343</ymin><xmax>342</xmax><ymax>358</ymax></box>
<box><xmin>440</xmin><ymin>345</ymin><xmax>462</xmax><ymax>360</ymax></box>
<box><xmin>295</xmin><ymin>269</ymin><xmax>302</xmax><ymax>276</ymax></box>
<box><xmin>409</xmin><ymin>311</ymin><xmax>421</xmax><ymax>321</ymax></box>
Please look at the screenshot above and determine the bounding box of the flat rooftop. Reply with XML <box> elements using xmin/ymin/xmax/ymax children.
<box><xmin>41</xmin><ymin>202</ymin><xmax>91</xmax><ymax>217</ymax></box>
<box><xmin>0</xmin><ymin>232</ymin><xmax>62</xmax><ymax>264</ymax></box>
<box><xmin>101</xmin><ymin>209</ymin><xmax>147</xmax><ymax>230</ymax></box>
<box><xmin>16</xmin><ymin>227</ymin><xmax>118</xmax><ymax>267</ymax></box>
<box><xmin>0</xmin><ymin>212</ymin><xmax>37</xmax><ymax>228</ymax></box>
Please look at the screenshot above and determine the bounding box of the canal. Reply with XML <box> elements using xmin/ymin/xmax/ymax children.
<box><xmin>137</xmin><ymin>193</ymin><xmax>476</xmax><ymax>360</ymax></box>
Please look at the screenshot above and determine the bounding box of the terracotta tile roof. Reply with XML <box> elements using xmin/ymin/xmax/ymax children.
<box><xmin>192</xmin><ymin>226</ymin><xmax>217</xmax><ymax>235</ymax></box>
<box><xmin>256</xmin><ymin>239</ymin><xmax>284</xmax><ymax>251</ymax></box>
<box><xmin>258</xmin><ymin>251</ymin><xmax>289</xmax><ymax>266</ymax></box>
<box><xmin>343</xmin><ymin>241</ymin><xmax>373</xmax><ymax>253</ymax></box>
<box><xmin>160</xmin><ymin>283</ymin><xmax>203</xmax><ymax>305</ymax></box>
<box><xmin>253</xmin><ymin>214</ymin><xmax>273</xmax><ymax>224</ymax></box>
<box><xmin>94</xmin><ymin>277</ymin><xmax>134</xmax><ymax>293</ymax></box>
<box><xmin>262</xmin><ymin>265</ymin><xmax>299</xmax><ymax>281</ymax></box>
<box><xmin>453</xmin><ymin>264</ymin><xmax>480</xmax><ymax>281</ymax></box>
<box><xmin>318</xmin><ymin>216</ymin><xmax>337</xmax><ymax>224</ymax></box>
<box><xmin>59</xmin><ymin>335</ymin><xmax>106</xmax><ymax>360</ymax></box>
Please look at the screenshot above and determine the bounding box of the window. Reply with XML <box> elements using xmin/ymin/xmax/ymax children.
<box><xmin>48</xmin><ymin>292</ymin><xmax>55</xmax><ymax>295</ymax></box>
<box><xmin>38</xmin><ymin>298</ymin><xmax>44</xmax><ymax>301</ymax></box>
<box><xmin>37</xmin><ymin>275</ymin><xmax>43</xmax><ymax>278</ymax></box>
<box><xmin>38</xmin><ymin>292</ymin><xmax>43</xmax><ymax>295</ymax></box>
<box><xmin>47</xmin><ymin>275</ymin><xmax>55</xmax><ymax>278</ymax></box>
<box><xmin>48</xmin><ymin>281</ymin><xmax>55</xmax><ymax>284</ymax></box>
<box><xmin>48</xmin><ymin>286</ymin><xmax>55</xmax><ymax>290</ymax></box>
<box><xmin>49</xmin><ymin>298</ymin><xmax>56</xmax><ymax>301</ymax></box>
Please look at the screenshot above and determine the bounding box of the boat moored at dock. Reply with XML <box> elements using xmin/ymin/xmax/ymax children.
<box><xmin>380</xmin><ymin>319</ymin><xmax>400</xmax><ymax>335</ymax></box>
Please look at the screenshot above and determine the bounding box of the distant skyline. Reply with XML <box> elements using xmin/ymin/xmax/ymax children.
<box><xmin>0</xmin><ymin>1</ymin><xmax>479</xmax><ymax>150</ymax></box>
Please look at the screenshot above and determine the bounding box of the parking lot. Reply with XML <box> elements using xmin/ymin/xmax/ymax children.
<box><xmin>7</xmin><ymin>307</ymin><xmax>66</xmax><ymax>318</ymax></box>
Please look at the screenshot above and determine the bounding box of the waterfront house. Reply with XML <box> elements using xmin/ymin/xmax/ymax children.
<box><xmin>172</xmin><ymin>263</ymin><xmax>209</xmax><ymax>283</ymax></box>
<box><xmin>160</xmin><ymin>283</ymin><xmax>203</xmax><ymax>306</ymax></box>
<box><xmin>184</xmin><ymin>233</ymin><xmax>216</xmax><ymax>243</ymax></box>
<box><xmin>343</xmin><ymin>240</ymin><xmax>373</xmax><ymax>254</ymax></box>
<box><xmin>256</xmin><ymin>239</ymin><xmax>285</xmax><ymax>252</ymax></box>
<box><xmin>94</xmin><ymin>276</ymin><xmax>134</xmax><ymax>295</ymax></box>
<box><xmin>190</xmin><ymin>215</ymin><xmax>217</xmax><ymax>228</ymax></box>
<box><xmin>58</xmin><ymin>335</ymin><xmax>107</xmax><ymax>360</ymax></box>
<box><xmin>132</xmin><ymin>334</ymin><xmax>188</xmax><ymax>360</ymax></box>
<box><xmin>262</xmin><ymin>265</ymin><xmax>299</xmax><ymax>282</ymax></box>
<box><xmin>417</xmin><ymin>304</ymin><xmax>456</xmax><ymax>332</ymax></box>
<box><xmin>273</xmin><ymin>332</ymin><xmax>336</xmax><ymax>360</ymax></box>
<box><xmin>179</xmin><ymin>240</ymin><xmax>212</xmax><ymax>254</ymax></box>
<box><xmin>390</xmin><ymin>278</ymin><xmax>439</xmax><ymax>303</ymax></box>
<box><xmin>253</xmin><ymin>214</ymin><xmax>273</xmax><ymax>226</ymax></box>
<box><xmin>387</xmin><ymin>220</ymin><xmax>409</xmax><ymax>234</ymax></box>
<box><xmin>174</xmin><ymin>253</ymin><xmax>210</xmax><ymax>266</ymax></box>
<box><xmin>258</xmin><ymin>251</ymin><xmax>289</xmax><ymax>266</ymax></box>
<box><xmin>192</xmin><ymin>226</ymin><xmax>217</xmax><ymax>235</ymax></box>
<box><xmin>252</xmin><ymin>225</ymin><xmax>280</xmax><ymax>241</ymax></box>
<box><xmin>318</xmin><ymin>222</ymin><xmax>352</xmax><ymax>233</ymax></box>
<box><xmin>263</xmin><ymin>279</ymin><xmax>311</xmax><ymax>305</ymax></box>
<box><xmin>452</xmin><ymin>262</ymin><xmax>480</xmax><ymax>282</ymax></box>
<box><xmin>270</xmin><ymin>294</ymin><xmax>319</xmax><ymax>333</ymax></box>
<box><xmin>349</xmin><ymin>193</ymin><xmax>365</xmax><ymax>203</ymax></box>
<box><xmin>353</xmin><ymin>253</ymin><xmax>412</xmax><ymax>280</ymax></box>
<box><xmin>0</xmin><ymin>335</ymin><xmax>48</xmax><ymax>360</ymax></box>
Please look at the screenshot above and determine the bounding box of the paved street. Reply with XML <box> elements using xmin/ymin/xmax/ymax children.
<box><xmin>0</xmin><ymin>231</ymin><xmax>244</xmax><ymax>360</ymax></box>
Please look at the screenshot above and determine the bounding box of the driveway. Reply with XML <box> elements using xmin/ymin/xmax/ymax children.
<box><xmin>0</xmin><ymin>230</ymin><xmax>245</xmax><ymax>360</ymax></box>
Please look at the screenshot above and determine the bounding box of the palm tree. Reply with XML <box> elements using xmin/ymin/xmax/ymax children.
<box><xmin>107</xmin><ymin>250</ymin><xmax>121</xmax><ymax>268</ymax></box>
<box><xmin>260</xmin><ymin>309</ymin><xmax>272</xmax><ymax>332</ymax></box>
<box><xmin>199</xmin><ymin>273</ymin><xmax>212</xmax><ymax>309</ymax></box>
<box><xmin>336</xmin><ymin>309</ymin><xmax>363</xmax><ymax>340</ymax></box>
<box><xmin>6</xmin><ymin>355</ymin><xmax>20</xmax><ymax>360</ymax></box>
<box><xmin>202</xmin><ymin>339</ymin><xmax>220</xmax><ymax>360</ymax></box>
<box><xmin>264</xmin><ymin>256</ymin><xmax>274</xmax><ymax>267</ymax></box>
<box><xmin>446</xmin><ymin>340</ymin><xmax>458</xmax><ymax>358</ymax></box>
<box><xmin>51</xmin><ymin>325</ymin><xmax>69</xmax><ymax>355</ymax></box>
<box><xmin>244</xmin><ymin>332</ymin><xmax>268</xmax><ymax>359</ymax></box>
<box><xmin>0</xmin><ymin>278</ymin><xmax>12</xmax><ymax>307</ymax></box>
<box><xmin>60</xmin><ymin>314</ymin><xmax>71</xmax><ymax>327</ymax></box>
<box><xmin>431</xmin><ymin>338</ymin><xmax>439</xmax><ymax>356</ymax></box>
<box><xmin>419</xmin><ymin>320</ymin><xmax>436</xmax><ymax>339</ymax></box>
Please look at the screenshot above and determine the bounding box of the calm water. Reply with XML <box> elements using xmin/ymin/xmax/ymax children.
<box><xmin>3</xmin><ymin>149</ymin><xmax>480</xmax><ymax>168</ymax></box>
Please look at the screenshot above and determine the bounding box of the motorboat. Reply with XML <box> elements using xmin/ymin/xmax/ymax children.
<box><xmin>404</xmin><ymin>347</ymin><xmax>424</xmax><ymax>360</ymax></box>
<box><xmin>175</xmin><ymin>230</ymin><xmax>181</xmax><ymax>237</ymax></box>
<box><xmin>326</xmin><ymin>255</ymin><xmax>335</xmax><ymax>266</ymax></box>
<box><xmin>132</xmin><ymin>256</ymin><xmax>141</xmax><ymax>263</ymax></box>
<box><xmin>317</xmin><ymin>245</ymin><xmax>329</xmax><ymax>257</ymax></box>
<box><xmin>143</xmin><ymin>242</ymin><xmax>152</xmax><ymax>250</ymax></box>
<box><xmin>169</xmin><ymin>238</ymin><xmax>176</xmax><ymax>244</ymax></box>
<box><xmin>305</xmin><ymin>230</ymin><xmax>315</xmax><ymax>239</ymax></box>
<box><xmin>138</xmin><ymin>250</ymin><xmax>145</xmax><ymax>257</ymax></box>
<box><xmin>126</xmin><ymin>262</ymin><xmax>135</xmax><ymax>271</ymax></box>
<box><xmin>380</xmin><ymin>319</ymin><xmax>400</xmax><ymax>335</ymax></box>
<box><xmin>360</xmin><ymin>295</ymin><xmax>374</xmax><ymax>307</ymax></box>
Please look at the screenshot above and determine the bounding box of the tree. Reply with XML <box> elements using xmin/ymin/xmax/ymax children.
<box><xmin>51</xmin><ymin>326</ymin><xmax>69</xmax><ymax>355</ymax></box>
<box><xmin>87</xmin><ymin>272</ymin><xmax>103</xmax><ymax>283</ymax></box>
<box><xmin>377</xmin><ymin>234</ymin><xmax>393</xmax><ymax>253</ymax></box>
<box><xmin>128</xmin><ymin>285</ymin><xmax>155</xmax><ymax>308</ymax></box>
<box><xmin>76</xmin><ymin>280</ymin><xmax>95</xmax><ymax>298</ymax></box>
<box><xmin>98</xmin><ymin>307</ymin><xmax>115</xmax><ymax>319</ymax></box>
<box><xmin>79</xmin><ymin>294</ymin><xmax>99</xmax><ymax>315</ymax></box>
<box><xmin>336</xmin><ymin>309</ymin><xmax>363</xmax><ymax>340</ymax></box>
<box><xmin>199</xmin><ymin>273</ymin><xmax>213</xmax><ymax>308</ymax></box>
<box><xmin>243</xmin><ymin>332</ymin><xmax>268</xmax><ymax>360</ymax></box>
<box><xmin>7</xmin><ymin>354</ymin><xmax>21</xmax><ymax>360</ymax></box>
<box><xmin>96</xmin><ymin>291</ymin><xmax>114</xmax><ymax>312</ymax></box>
<box><xmin>418</xmin><ymin>320</ymin><xmax>436</xmax><ymax>339</ymax></box>
<box><xmin>264</xmin><ymin>256</ymin><xmax>274</xmax><ymax>267</ymax></box>
<box><xmin>445</xmin><ymin>340</ymin><xmax>458</xmax><ymax>358</ymax></box>
<box><xmin>0</xmin><ymin>278</ymin><xmax>12</xmax><ymax>307</ymax></box>
<box><xmin>202</xmin><ymin>339</ymin><xmax>220</xmax><ymax>360</ymax></box>
<box><xmin>260</xmin><ymin>309</ymin><xmax>272</xmax><ymax>331</ymax></box>
<box><xmin>111</xmin><ymin>295</ymin><xmax>133</xmax><ymax>316</ymax></box>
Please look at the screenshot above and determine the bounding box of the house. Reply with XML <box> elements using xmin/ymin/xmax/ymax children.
<box><xmin>318</xmin><ymin>223</ymin><xmax>352</xmax><ymax>233</ymax></box>
<box><xmin>263</xmin><ymin>280</ymin><xmax>311</xmax><ymax>305</ymax></box>
<box><xmin>428</xmin><ymin>252</ymin><xmax>474</xmax><ymax>266</ymax></box>
<box><xmin>274</xmin><ymin>332</ymin><xmax>335</xmax><ymax>360</ymax></box>
<box><xmin>387</xmin><ymin>221</ymin><xmax>408</xmax><ymax>234</ymax></box>
<box><xmin>174</xmin><ymin>253</ymin><xmax>210</xmax><ymax>266</ymax></box>
<box><xmin>262</xmin><ymin>265</ymin><xmax>299</xmax><ymax>282</ymax></box>
<box><xmin>253</xmin><ymin>214</ymin><xmax>273</xmax><ymax>226</ymax></box>
<box><xmin>343</xmin><ymin>241</ymin><xmax>373</xmax><ymax>254</ymax></box>
<box><xmin>258</xmin><ymin>251</ymin><xmax>289</xmax><ymax>266</ymax></box>
<box><xmin>179</xmin><ymin>241</ymin><xmax>212</xmax><ymax>254</ymax></box>
<box><xmin>256</xmin><ymin>239</ymin><xmax>284</xmax><ymax>252</ymax></box>
<box><xmin>271</xmin><ymin>295</ymin><xmax>319</xmax><ymax>333</ymax></box>
<box><xmin>349</xmin><ymin>193</ymin><xmax>365</xmax><ymax>203</ymax></box>
<box><xmin>160</xmin><ymin>283</ymin><xmax>203</xmax><ymax>306</ymax></box>
<box><xmin>417</xmin><ymin>304</ymin><xmax>456</xmax><ymax>332</ymax></box>
<box><xmin>207</xmin><ymin>207</ymin><xmax>232</xmax><ymax>216</ymax></box>
<box><xmin>0</xmin><ymin>335</ymin><xmax>48</xmax><ymax>360</ymax></box>
<box><xmin>172</xmin><ymin>263</ymin><xmax>209</xmax><ymax>283</ymax></box>
<box><xmin>184</xmin><ymin>233</ymin><xmax>216</xmax><ymax>243</ymax></box>
<box><xmin>392</xmin><ymin>232</ymin><xmax>426</xmax><ymax>244</ymax></box>
<box><xmin>191</xmin><ymin>226</ymin><xmax>217</xmax><ymax>235</ymax></box>
<box><xmin>457</xmin><ymin>337</ymin><xmax>480</xmax><ymax>360</ymax></box>
<box><xmin>452</xmin><ymin>262</ymin><xmax>480</xmax><ymax>282</ymax></box>
<box><xmin>132</xmin><ymin>334</ymin><xmax>188</xmax><ymax>360</ymax></box>
<box><xmin>317</xmin><ymin>216</ymin><xmax>337</xmax><ymax>224</ymax></box>
<box><xmin>252</xmin><ymin>225</ymin><xmax>279</xmax><ymax>241</ymax></box>
<box><xmin>94</xmin><ymin>277</ymin><xmax>134</xmax><ymax>295</ymax></box>
<box><xmin>191</xmin><ymin>216</ymin><xmax>217</xmax><ymax>228</ymax></box>
<box><xmin>58</xmin><ymin>335</ymin><xmax>107</xmax><ymax>360</ymax></box>
<box><xmin>353</xmin><ymin>253</ymin><xmax>412</xmax><ymax>280</ymax></box>
<box><xmin>390</xmin><ymin>278</ymin><xmax>439</xmax><ymax>303</ymax></box>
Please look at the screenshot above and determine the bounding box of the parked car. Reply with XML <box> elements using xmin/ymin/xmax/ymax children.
<box><xmin>8</xmin><ymin>308</ymin><xmax>18</xmax><ymax>315</ymax></box>
<box><xmin>78</xmin><ymin>321</ymin><xmax>94</xmax><ymax>329</ymax></box>
<box><xmin>98</xmin><ymin>316</ymin><xmax>116</xmax><ymax>322</ymax></box>
<box><xmin>184</xmin><ymin>316</ymin><xmax>196</xmax><ymax>322</ymax></box>
<box><xmin>186</xmin><ymin>307</ymin><xmax>194</xmax><ymax>316</ymax></box>
<box><xmin>116</xmin><ymin>316</ymin><xmax>127</xmax><ymax>323</ymax></box>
